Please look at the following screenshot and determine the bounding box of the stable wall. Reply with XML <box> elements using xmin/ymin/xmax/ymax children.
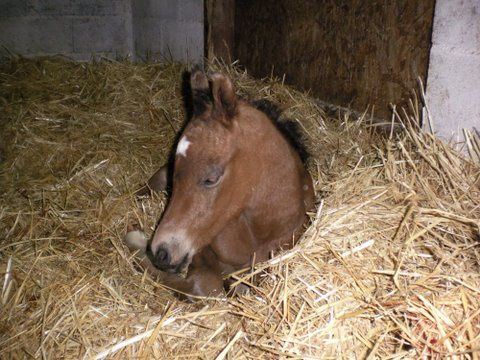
<box><xmin>425</xmin><ymin>0</ymin><xmax>480</xmax><ymax>145</ymax></box>
<box><xmin>235</xmin><ymin>1</ymin><xmax>435</xmax><ymax>119</ymax></box>
<box><xmin>133</xmin><ymin>0</ymin><xmax>203</xmax><ymax>62</ymax></box>
<box><xmin>0</xmin><ymin>0</ymin><xmax>203</xmax><ymax>63</ymax></box>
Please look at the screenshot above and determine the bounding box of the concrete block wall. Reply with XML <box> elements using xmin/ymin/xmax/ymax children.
<box><xmin>425</xmin><ymin>0</ymin><xmax>480</xmax><ymax>147</ymax></box>
<box><xmin>0</xmin><ymin>0</ymin><xmax>204</xmax><ymax>63</ymax></box>
<box><xmin>132</xmin><ymin>0</ymin><xmax>203</xmax><ymax>62</ymax></box>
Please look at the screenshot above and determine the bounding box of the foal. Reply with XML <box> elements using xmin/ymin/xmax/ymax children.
<box><xmin>126</xmin><ymin>69</ymin><xmax>314</xmax><ymax>298</ymax></box>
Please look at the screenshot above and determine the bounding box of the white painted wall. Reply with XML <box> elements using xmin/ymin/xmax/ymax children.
<box><xmin>426</xmin><ymin>0</ymin><xmax>480</xmax><ymax>148</ymax></box>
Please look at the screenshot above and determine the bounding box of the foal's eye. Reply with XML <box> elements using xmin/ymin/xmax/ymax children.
<box><xmin>201</xmin><ymin>168</ymin><xmax>223</xmax><ymax>188</ymax></box>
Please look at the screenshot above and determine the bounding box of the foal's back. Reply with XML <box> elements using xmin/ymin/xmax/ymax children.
<box><xmin>226</xmin><ymin>100</ymin><xmax>314</xmax><ymax>262</ymax></box>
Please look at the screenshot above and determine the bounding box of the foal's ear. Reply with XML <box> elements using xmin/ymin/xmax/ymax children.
<box><xmin>190</xmin><ymin>68</ymin><xmax>212</xmax><ymax>116</ymax></box>
<box><xmin>210</xmin><ymin>73</ymin><xmax>237</xmax><ymax>119</ymax></box>
<box><xmin>190</xmin><ymin>67</ymin><xmax>209</xmax><ymax>90</ymax></box>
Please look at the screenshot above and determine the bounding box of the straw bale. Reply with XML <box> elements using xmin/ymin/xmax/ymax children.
<box><xmin>0</xmin><ymin>57</ymin><xmax>479</xmax><ymax>359</ymax></box>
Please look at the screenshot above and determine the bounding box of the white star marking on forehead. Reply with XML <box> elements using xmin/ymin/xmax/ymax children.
<box><xmin>176</xmin><ymin>136</ymin><xmax>192</xmax><ymax>157</ymax></box>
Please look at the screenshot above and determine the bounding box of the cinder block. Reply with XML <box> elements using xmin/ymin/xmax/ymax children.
<box><xmin>26</xmin><ymin>0</ymin><xmax>72</xmax><ymax>15</ymax></box>
<box><xmin>72</xmin><ymin>0</ymin><xmax>129</xmax><ymax>16</ymax></box>
<box><xmin>73</xmin><ymin>16</ymin><xmax>130</xmax><ymax>53</ymax></box>
<box><xmin>133</xmin><ymin>0</ymin><xmax>178</xmax><ymax>19</ymax></box>
<box><xmin>131</xmin><ymin>0</ymin><xmax>146</xmax><ymax>18</ymax></box>
<box><xmin>0</xmin><ymin>17</ymin><xmax>73</xmax><ymax>54</ymax></box>
<box><xmin>134</xmin><ymin>17</ymin><xmax>163</xmax><ymax>54</ymax></box>
<box><xmin>179</xmin><ymin>0</ymin><xmax>203</xmax><ymax>22</ymax></box>
<box><xmin>67</xmin><ymin>51</ymin><xmax>125</xmax><ymax>61</ymax></box>
<box><xmin>0</xmin><ymin>0</ymin><xmax>27</xmax><ymax>17</ymax></box>
<box><xmin>151</xmin><ymin>0</ymin><xmax>178</xmax><ymax>19</ymax></box>
<box><xmin>0</xmin><ymin>0</ymin><xmax>205</xmax><ymax>64</ymax></box>
<box><xmin>426</xmin><ymin>47</ymin><xmax>480</xmax><ymax>139</ymax></box>
<box><xmin>161</xmin><ymin>20</ymin><xmax>203</xmax><ymax>63</ymax></box>
<box><xmin>432</xmin><ymin>0</ymin><xmax>480</xmax><ymax>53</ymax></box>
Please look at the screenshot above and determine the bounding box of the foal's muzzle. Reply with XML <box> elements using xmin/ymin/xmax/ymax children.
<box><xmin>147</xmin><ymin>243</ymin><xmax>188</xmax><ymax>273</ymax></box>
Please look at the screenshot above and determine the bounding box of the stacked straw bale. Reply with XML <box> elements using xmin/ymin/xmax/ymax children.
<box><xmin>0</xmin><ymin>57</ymin><xmax>479</xmax><ymax>358</ymax></box>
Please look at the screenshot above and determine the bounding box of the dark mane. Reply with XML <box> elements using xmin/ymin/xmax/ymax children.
<box><xmin>250</xmin><ymin>99</ymin><xmax>309</xmax><ymax>162</ymax></box>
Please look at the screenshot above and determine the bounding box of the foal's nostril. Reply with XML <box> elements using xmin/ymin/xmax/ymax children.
<box><xmin>157</xmin><ymin>248</ymin><xmax>168</xmax><ymax>262</ymax></box>
<box><xmin>155</xmin><ymin>247</ymin><xmax>170</xmax><ymax>266</ymax></box>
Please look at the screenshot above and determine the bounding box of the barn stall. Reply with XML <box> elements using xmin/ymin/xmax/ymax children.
<box><xmin>1</xmin><ymin>1</ymin><xmax>479</xmax><ymax>358</ymax></box>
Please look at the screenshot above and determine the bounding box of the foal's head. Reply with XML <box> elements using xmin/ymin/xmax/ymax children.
<box><xmin>147</xmin><ymin>70</ymin><xmax>252</xmax><ymax>272</ymax></box>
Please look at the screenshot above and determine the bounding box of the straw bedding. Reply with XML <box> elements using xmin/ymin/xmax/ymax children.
<box><xmin>0</xmin><ymin>57</ymin><xmax>479</xmax><ymax>359</ymax></box>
